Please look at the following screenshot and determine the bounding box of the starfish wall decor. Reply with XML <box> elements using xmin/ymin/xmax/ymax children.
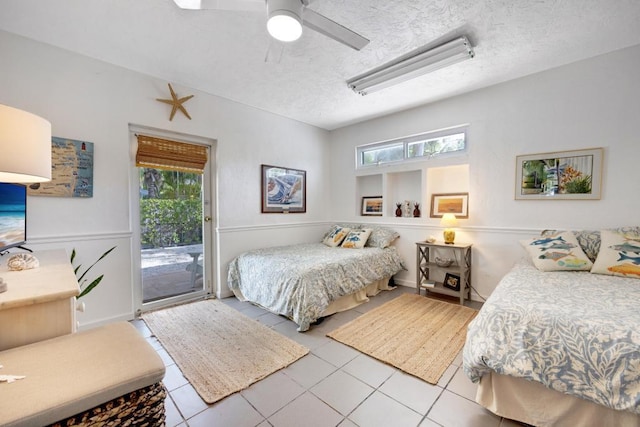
<box><xmin>156</xmin><ymin>83</ymin><xmax>194</xmax><ymax>121</ymax></box>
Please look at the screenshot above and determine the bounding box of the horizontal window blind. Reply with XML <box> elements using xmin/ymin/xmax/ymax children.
<box><xmin>136</xmin><ymin>134</ymin><xmax>207</xmax><ymax>173</ymax></box>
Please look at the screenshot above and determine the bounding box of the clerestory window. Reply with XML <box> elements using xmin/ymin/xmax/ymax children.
<box><xmin>357</xmin><ymin>126</ymin><xmax>468</xmax><ymax>169</ymax></box>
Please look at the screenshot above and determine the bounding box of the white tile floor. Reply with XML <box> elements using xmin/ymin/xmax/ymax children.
<box><xmin>132</xmin><ymin>286</ymin><xmax>528</xmax><ymax>427</ymax></box>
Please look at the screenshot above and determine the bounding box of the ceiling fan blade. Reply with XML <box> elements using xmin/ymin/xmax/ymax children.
<box><xmin>173</xmin><ymin>0</ymin><xmax>264</xmax><ymax>12</ymax></box>
<box><xmin>302</xmin><ymin>8</ymin><xmax>369</xmax><ymax>51</ymax></box>
<box><xmin>264</xmin><ymin>40</ymin><xmax>285</xmax><ymax>63</ymax></box>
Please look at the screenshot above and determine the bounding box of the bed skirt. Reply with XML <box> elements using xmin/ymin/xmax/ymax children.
<box><xmin>321</xmin><ymin>277</ymin><xmax>394</xmax><ymax>317</ymax></box>
<box><xmin>477</xmin><ymin>372</ymin><xmax>640</xmax><ymax>427</ymax></box>
<box><xmin>230</xmin><ymin>276</ymin><xmax>394</xmax><ymax>327</ymax></box>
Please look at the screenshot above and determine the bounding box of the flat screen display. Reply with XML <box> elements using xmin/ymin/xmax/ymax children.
<box><xmin>0</xmin><ymin>183</ymin><xmax>27</xmax><ymax>252</ymax></box>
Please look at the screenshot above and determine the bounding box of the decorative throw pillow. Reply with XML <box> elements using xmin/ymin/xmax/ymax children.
<box><xmin>542</xmin><ymin>229</ymin><xmax>600</xmax><ymax>262</ymax></box>
<box><xmin>520</xmin><ymin>231</ymin><xmax>593</xmax><ymax>271</ymax></box>
<box><xmin>590</xmin><ymin>230</ymin><xmax>640</xmax><ymax>278</ymax></box>
<box><xmin>572</xmin><ymin>229</ymin><xmax>601</xmax><ymax>262</ymax></box>
<box><xmin>543</xmin><ymin>227</ymin><xmax>640</xmax><ymax>262</ymax></box>
<box><xmin>322</xmin><ymin>223</ymin><xmax>360</xmax><ymax>240</ymax></box>
<box><xmin>322</xmin><ymin>225</ymin><xmax>351</xmax><ymax>247</ymax></box>
<box><xmin>341</xmin><ymin>228</ymin><xmax>373</xmax><ymax>249</ymax></box>
<box><xmin>365</xmin><ymin>226</ymin><xmax>400</xmax><ymax>248</ymax></box>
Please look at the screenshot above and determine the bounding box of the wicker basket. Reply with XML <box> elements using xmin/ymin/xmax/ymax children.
<box><xmin>47</xmin><ymin>382</ymin><xmax>166</xmax><ymax>427</ymax></box>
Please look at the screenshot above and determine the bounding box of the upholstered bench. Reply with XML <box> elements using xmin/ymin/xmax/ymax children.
<box><xmin>0</xmin><ymin>321</ymin><xmax>166</xmax><ymax>426</ymax></box>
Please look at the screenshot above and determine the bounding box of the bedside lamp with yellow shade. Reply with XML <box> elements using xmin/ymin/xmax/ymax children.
<box><xmin>440</xmin><ymin>213</ymin><xmax>458</xmax><ymax>244</ymax></box>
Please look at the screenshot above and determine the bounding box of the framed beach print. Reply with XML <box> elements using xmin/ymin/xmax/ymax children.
<box><xmin>261</xmin><ymin>164</ymin><xmax>306</xmax><ymax>213</ymax></box>
<box><xmin>430</xmin><ymin>193</ymin><xmax>469</xmax><ymax>218</ymax></box>
<box><xmin>515</xmin><ymin>148</ymin><xmax>603</xmax><ymax>200</ymax></box>
<box><xmin>361</xmin><ymin>196</ymin><xmax>383</xmax><ymax>216</ymax></box>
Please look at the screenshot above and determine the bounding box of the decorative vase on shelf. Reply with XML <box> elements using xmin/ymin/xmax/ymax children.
<box><xmin>413</xmin><ymin>203</ymin><xmax>420</xmax><ymax>217</ymax></box>
<box><xmin>395</xmin><ymin>203</ymin><xmax>402</xmax><ymax>217</ymax></box>
<box><xmin>403</xmin><ymin>201</ymin><xmax>412</xmax><ymax>217</ymax></box>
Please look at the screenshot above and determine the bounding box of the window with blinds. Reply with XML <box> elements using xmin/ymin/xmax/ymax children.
<box><xmin>135</xmin><ymin>134</ymin><xmax>208</xmax><ymax>174</ymax></box>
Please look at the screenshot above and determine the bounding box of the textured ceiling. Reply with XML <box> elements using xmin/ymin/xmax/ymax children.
<box><xmin>1</xmin><ymin>0</ymin><xmax>640</xmax><ymax>130</ymax></box>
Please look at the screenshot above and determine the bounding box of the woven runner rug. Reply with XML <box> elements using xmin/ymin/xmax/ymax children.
<box><xmin>327</xmin><ymin>293</ymin><xmax>477</xmax><ymax>384</ymax></box>
<box><xmin>142</xmin><ymin>299</ymin><xmax>309</xmax><ymax>403</ymax></box>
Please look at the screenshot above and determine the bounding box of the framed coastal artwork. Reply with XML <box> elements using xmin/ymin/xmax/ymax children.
<box><xmin>361</xmin><ymin>196</ymin><xmax>383</xmax><ymax>216</ymax></box>
<box><xmin>27</xmin><ymin>137</ymin><xmax>94</xmax><ymax>198</ymax></box>
<box><xmin>261</xmin><ymin>164</ymin><xmax>306</xmax><ymax>213</ymax></box>
<box><xmin>515</xmin><ymin>148</ymin><xmax>603</xmax><ymax>200</ymax></box>
<box><xmin>430</xmin><ymin>193</ymin><xmax>469</xmax><ymax>218</ymax></box>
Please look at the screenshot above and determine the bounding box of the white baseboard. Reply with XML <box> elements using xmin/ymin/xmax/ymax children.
<box><xmin>77</xmin><ymin>312</ymin><xmax>134</xmax><ymax>331</ymax></box>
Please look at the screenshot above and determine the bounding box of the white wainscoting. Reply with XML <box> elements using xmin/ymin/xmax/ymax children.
<box><xmin>23</xmin><ymin>231</ymin><xmax>134</xmax><ymax>330</ymax></box>
<box><xmin>18</xmin><ymin>224</ymin><xmax>544</xmax><ymax>329</ymax></box>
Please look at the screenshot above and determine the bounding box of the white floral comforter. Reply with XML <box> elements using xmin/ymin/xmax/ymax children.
<box><xmin>463</xmin><ymin>260</ymin><xmax>640</xmax><ymax>414</ymax></box>
<box><xmin>227</xmin><ymin>243</ymin><xmax>405</xmax><ymax>331</ymax></box>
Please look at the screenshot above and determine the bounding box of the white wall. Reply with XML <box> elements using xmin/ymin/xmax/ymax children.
<box><xmin>329</xmin><ymin>44</ymin><xmax>640</xmax><ymax>298</ymax></box>
<box><xmin>0</xmin><ymin>30</ymin><xmax>331</xmax><ymax>327</ymax></box>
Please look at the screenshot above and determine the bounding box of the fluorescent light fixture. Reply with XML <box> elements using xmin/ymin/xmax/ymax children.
<box><xmin>0</xmin><ymin>104</ymin><xmax>51</xmax><ymax>183</ymax></box>
<box><xmin>267</xmin><ymin>0</ymin><xmax>303</xmax><ymax>42</ymax></box>
<box><xmin>347</xmin><ymin>36</ymin><xmax>475</xmax><ymax>95</ymax></box>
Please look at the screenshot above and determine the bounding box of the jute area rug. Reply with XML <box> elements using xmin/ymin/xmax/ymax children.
<box><xmin>327</xmin><ymin>293</ymin><xmax>477</xmax><ymax>384</ymax></box>
<box><xmin>142</xmin><ymin>299</ymin><xmax>309</xmax><ymax>404</ymax></box>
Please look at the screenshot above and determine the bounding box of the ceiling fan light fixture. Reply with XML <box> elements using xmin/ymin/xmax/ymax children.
<box><xmin>267</xmin><ymin>0</ymin><xmax>303</xmax><ymax>42</ymax></box>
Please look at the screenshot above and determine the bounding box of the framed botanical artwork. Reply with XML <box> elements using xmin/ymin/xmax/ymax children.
<box><xmin>261</xmin><ymin>164</ymin><xmax>306</xmax><ymax>213</ymax></box>
<box><xmin>443</xmin><ymin>273</ymin><xmax>461</xmax><ymax>291</ymax></box>
<box><xmin>515</xmin><ymin>148</ymin><xmax>603</xmax><ymax>200</ymax></box>
<box><xmin>430</xmin><ymin>193</ymin><xmax>469</xmax><ymax>218</ymax></box>
<box><xmin>361</xmin><ymin>196</ymin><xmax>383</xmax><ymax>216</ymax></box>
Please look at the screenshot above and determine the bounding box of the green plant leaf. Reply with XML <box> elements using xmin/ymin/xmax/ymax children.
<box><xmin>78</xmin><ymin>275</ymin><xmax>104</xmax><ymax>298</ymax></box>
<box><xmin>72</xmin><ymin>246</ymin><xmax>116</xmax><ymax>299</ymax></box>
<box><xmin>76</xmin><ymin>246</ymin><xmax>116</xmax><ymax>284</ymax></box>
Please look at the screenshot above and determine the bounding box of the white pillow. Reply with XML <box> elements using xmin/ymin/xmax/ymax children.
<box><xmin>341</xmin><ymin>228</ymin><xmax>373</xmax><ymax>249</ymax></box>
<box><xmin>591</xmin><ymin>230</ymin><xmax>640</xmax><ymax>278</ymax></box>
<box><xmin>520</xmin><ymin>231</ymin><xmax>593</xmax><ymax>271</ymax></box>
<box><xmin>322</xmin><ymin>225</ymin><xmax>351</xmax><ymax>247</ymax></box>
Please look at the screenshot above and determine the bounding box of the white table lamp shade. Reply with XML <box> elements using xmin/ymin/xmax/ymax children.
<box><xmin>440</xmin><ymin>213</ymin><xmax>458</xmax><ymax>227</ymax></box>
<box><xmin>0</xmin><ymin>104</ymin><xmax>52</xmax><ymax>183</ymax></box>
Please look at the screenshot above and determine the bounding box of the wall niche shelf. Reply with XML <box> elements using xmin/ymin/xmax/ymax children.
<box><xmin>355</xmin><ymin>163</ymin><xmax>469</xmax><ymax>219</ymax></box>
<box><xmin>356</xmin><ymin>168</ymin><xmax>423</xmax><ymax>217</ymax></box>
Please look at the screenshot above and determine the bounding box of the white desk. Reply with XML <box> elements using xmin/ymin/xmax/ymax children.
<box><xmin>0</xmin><ymin>249</ymin><xmax>79</xmax><ymax>350</ymax></box>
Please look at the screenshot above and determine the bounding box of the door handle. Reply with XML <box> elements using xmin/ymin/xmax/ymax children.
<box><xmin>204</xmin><ymin>216</ymin><xmax>212</xmax><ymax>222</ymax></box>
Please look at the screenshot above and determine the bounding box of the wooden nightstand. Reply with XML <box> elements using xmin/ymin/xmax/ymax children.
<box><xmin>416</xmin><ymin>241</ymin><xmax>472</xmax><ymax>304</ymax></box>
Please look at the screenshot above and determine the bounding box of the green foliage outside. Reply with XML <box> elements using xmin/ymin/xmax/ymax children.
<box><xmin>139</xmin><ymin>168</ymin><xmax>203</xmax><ymax>248</ymax></box>
<box><xmin>140</xmin><ymin>199</ymin><xmax>202</xmax><ymax>248</ymax></box>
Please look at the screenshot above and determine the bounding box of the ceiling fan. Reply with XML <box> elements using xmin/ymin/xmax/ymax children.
<box><xmin>172</xmin><ymin>0</ymin><xmax>370</xmax><ymax>51</ymax></box>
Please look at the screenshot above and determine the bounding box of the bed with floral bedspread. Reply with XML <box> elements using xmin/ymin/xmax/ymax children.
<box><xmin>463</xmin><ymin>258</ymin><xmax>640</xmax><ymax>415</ymax></box>
<box><xmin>227</xmin><ymin>242</ymin><xmax>405</xmax><ymax>331</ymax></box>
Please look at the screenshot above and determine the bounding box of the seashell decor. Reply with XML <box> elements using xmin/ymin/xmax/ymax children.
<box><xmin>7</xmin><ymin>253</ymin><xmax>40</xmax><ymax>271</ymax></box>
